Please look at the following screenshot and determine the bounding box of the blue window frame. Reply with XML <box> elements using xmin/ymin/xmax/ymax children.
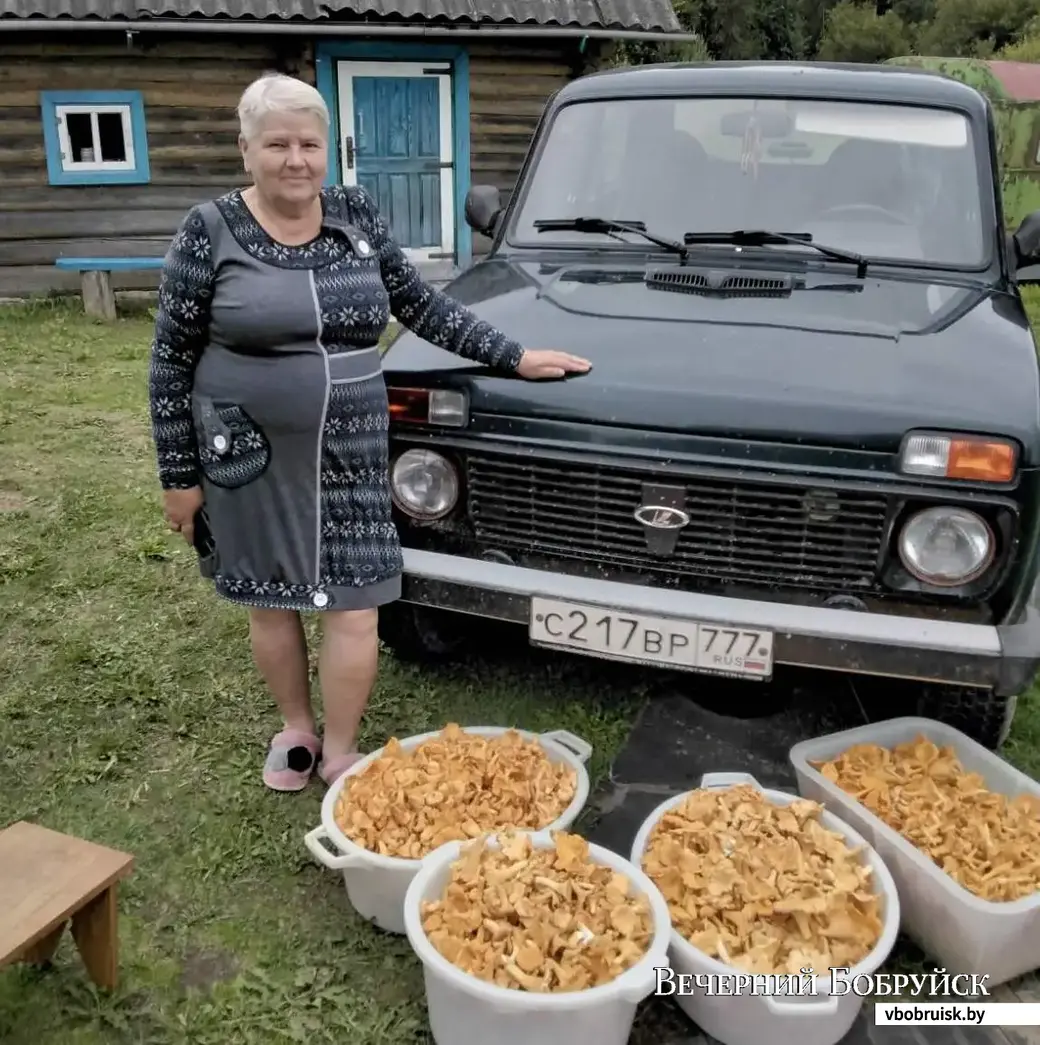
<box><xmin>40</xmin><ymin>90</ymin><xmax>151</xmax><ymax>186</ymax></box>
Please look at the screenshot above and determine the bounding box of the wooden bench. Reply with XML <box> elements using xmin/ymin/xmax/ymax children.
<box><xmin>0</xmin><ymin>821</ymin><xmax>134</xmax><ymax>990</ymax></box>
<box><xmin>55</xmin><ymin>256</ymin><xmax>165</xmax><ymax>322</ymax></box>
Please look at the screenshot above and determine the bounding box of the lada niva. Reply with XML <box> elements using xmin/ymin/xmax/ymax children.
<box><xmin>378</xmin><ymin>61</ymin><xmax>1040</xmax><ymax>750</ymax></box>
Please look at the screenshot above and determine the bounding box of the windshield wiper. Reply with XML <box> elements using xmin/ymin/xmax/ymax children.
<box><xmin>533</xmin><ymin>217</ymin><xmax>689</xmax><ymax>258</ymax></box>
<box><xmin>683</xmin><ymin>230</ymin><xmax>867</xmax><ymax>277</ymax></box>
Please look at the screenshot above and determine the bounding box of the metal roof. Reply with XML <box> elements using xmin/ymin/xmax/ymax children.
<box><xmin>0</xmin><ymin>0</ymin><xmax>682</xmax><ymax>30</ymax></box>
<box><xmin>982</xmin><ymin>60</ymin><xmax>1040</xmax><ymax>102</ymax></box>
<box><xmin>884</xmin><ymin>56</ymin><xmax>1040</xmax><ymax>104</ymax></box>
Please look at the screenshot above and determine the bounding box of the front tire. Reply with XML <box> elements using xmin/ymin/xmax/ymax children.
<box><xmin>914</xmin><ymin>686</ymin><xmax>1018</xmax><ymax>750</ymax></box>
<box><xmin>378</xmin><ymin>602</ymin><xmax>467</xmax><ymax>663</ymax></box>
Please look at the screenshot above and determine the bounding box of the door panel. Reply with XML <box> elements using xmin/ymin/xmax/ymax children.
<box><xmin>335</xmin><ymin>61</ymin><xmax>455</xmax><ymax>263</ymax></box>
<box><xmin>356</xmin><ymin>170</ymin><xmax>441</xmax><ymax>248</ymax></box>
<box><xmin>354</xmin><ymin>76</ymin><xmax>441</xmax><ymax>249</ymax></box>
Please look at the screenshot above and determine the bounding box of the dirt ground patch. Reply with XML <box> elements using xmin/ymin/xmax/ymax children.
<box><xmin>179</xmin><ymin>949</ymin><xmax>240</xmax><ymax>992</ymax></box>
<box><xmin>0</xmin><ymin>490</ymin><xmax>27</xmax><ymax>513</ymax></box>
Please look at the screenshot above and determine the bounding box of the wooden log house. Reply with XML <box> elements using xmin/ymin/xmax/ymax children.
<box><xmin>0</xmin><ymin>0</ymin><xmax>692</xmax><ymax>303</ymax></box>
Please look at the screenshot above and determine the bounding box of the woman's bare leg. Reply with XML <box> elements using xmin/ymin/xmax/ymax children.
<box><xmin>317</xmin><ymin>608</ymin><xmax>379</xmax><ymax>763</ymax></box>
<box><xmin>249</xmin><ymin>607</ymin><xmax>314</xmax><ymax>734</ymax></box>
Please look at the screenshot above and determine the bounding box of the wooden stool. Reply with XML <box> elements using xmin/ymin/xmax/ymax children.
<box><xmin>0</xmin><ymin>821</ymin><xmax>134</xmax><ymax>990</ymax></box>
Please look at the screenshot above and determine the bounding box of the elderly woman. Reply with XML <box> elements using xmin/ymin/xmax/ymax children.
<box><xmin>148</xmin><ymin>73</ymin><xmax>589</xmax><ymax>792</ymax></box>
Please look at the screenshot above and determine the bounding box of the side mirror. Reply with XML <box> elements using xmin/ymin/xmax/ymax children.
<box><xmin>1011</xmin><ymin>210</ymin><xmax>1040</xmax><ymax>279</ymax></box>
<box><xmin>464</xmin><ymin>185</ymin><xmax>502</xmax><ymax>237</ymax></box>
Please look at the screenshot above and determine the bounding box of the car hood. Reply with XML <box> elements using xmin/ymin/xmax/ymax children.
<box><xmin>383</xmin><ymin>257</ymin><xmax>1040</xmax><ymax>458</ymax></box>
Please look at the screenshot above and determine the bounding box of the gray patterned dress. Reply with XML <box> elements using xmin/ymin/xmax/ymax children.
<box><xmin>148</xmin><ymin>185</ymin><xmax>524</xmax><ymax>612</ymax></box>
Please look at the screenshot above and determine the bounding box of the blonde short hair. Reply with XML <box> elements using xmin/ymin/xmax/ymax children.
<box><xmin>237</xmin><ymin>73</ymin><xmax>330</xmax><ymax>141</ymax></box>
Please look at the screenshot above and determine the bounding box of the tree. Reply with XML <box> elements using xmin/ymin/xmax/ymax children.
<box><xmin>1000</xmin><ymin>13</ymin><xmax>1040</xmax><ymax>57</ymax></box>
<box><xmin>693</xmin><ymin>0</ymin><xmax>806</xmax><ymax>58</ymax></box>
<box><xmin>614</xmin><ymin>0</ymin><xmax>710</xmax><ymax>66</ymax></box>
<box><xmin>617</xmin><ymin>0</ymin><xmax>1039</xmax><ymax>66</ymax></box>
<box><xmin>758</xmin><ymin>0</ymin><xmax>809</xmax><ymax>57</ymax></box>
<box><xmin>615</xmin><ymin>37</ymin><xmax>711</xmax><ymax>64</ymax></box>
<box><xmin>816</xmin><ymin>2</ymin><xmax>913</xmax><ymax>61</ymax></box>
<box><xmin>801</xmin><ymin>0</ymin><xmax>846</xmax><ymax>57</ymax></box>
<box><xmin>917</xmin><ymin>0</ymin><xmax>1040</xmax><ymax>56</ymax></box>
<box><xmin>889</xmin><ymin>0</ymin><xmax>936</xmax><ymax>25</ymax></box>
<box><xmin>618</xmin><ymin>0</ymin><xmax>804</xmax><ymax>64</ymax></box>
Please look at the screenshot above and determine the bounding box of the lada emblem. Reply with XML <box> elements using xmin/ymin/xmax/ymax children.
<box><xmin>633</xmin><ymin>505</ymin><xmax>691</xmax><ymax>530</ymax></box>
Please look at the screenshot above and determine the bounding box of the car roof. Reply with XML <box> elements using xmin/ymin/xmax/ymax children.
<box><xmin>553</xmin><ymin>61</ymin><xmax>991</xmax><ymax>117</ymax></box>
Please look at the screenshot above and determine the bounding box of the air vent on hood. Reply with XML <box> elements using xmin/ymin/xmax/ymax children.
<box><xmin>645</xmin><ymin>269</ymin><xmax>796</xmax><ymax>297</ymax></box>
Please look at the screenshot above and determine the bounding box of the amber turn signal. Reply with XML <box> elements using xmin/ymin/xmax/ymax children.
<box><xmin>947</xmin><ymin>439</ymin><xmax>1017</xmax><ymax>482</ymax></box>
<box><xmin>901</xmin><ymin>432</ymin><xmax>1017</xmax><ymax>483</ymax></box>
<box><xmin>387</xmin><ymin>387</ymin><xmax>468</xmax><ymax>427</ymax></box>
<box><xmin>387</xmin><ymin>387</ymin><xmax>431</xmax><ymax>424</ymax></box>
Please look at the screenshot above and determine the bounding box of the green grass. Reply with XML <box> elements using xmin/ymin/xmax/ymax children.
<box><xmin>1</xmin><ymin>294</ymin><xmax>1039</xmax><ymax>1043</ymax></box>
<box><xmin>0</xmin><ymin>300</ymin><xmax>642</xmax><ymax>1045</ymax></box>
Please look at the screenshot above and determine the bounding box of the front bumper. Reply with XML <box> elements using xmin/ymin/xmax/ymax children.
<box><xmin>399</xmin><ymin>549</ymin><xmax>1040</xmax><ymax>696</ymax></box>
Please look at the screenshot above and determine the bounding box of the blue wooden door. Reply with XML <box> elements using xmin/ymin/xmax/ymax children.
<box><xmin>352</xmin><ymin>76</ymin><xmax>443</xmax><ymax>251</ymax></box>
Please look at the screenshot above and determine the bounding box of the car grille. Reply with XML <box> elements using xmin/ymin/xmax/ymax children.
<box><xmin>466</xmin><ymin>453</ymin><xmax>889</xmax><ymax>591</ymax></box>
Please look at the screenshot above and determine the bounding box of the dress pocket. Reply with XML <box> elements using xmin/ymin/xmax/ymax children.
<box><xmin>194</xmin><ymin>396</ymin><xmax>271</xmax><ymax>489</ymax></box>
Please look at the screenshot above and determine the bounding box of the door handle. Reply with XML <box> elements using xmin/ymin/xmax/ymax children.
<box><xmin>344</xmin><ymin>136</ymin><xmax>355</xmax><ymax>171</ymax></box>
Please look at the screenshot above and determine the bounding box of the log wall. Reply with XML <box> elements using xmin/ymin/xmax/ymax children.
<box><xmin>466</xmin><ymin>40</ymin><xmax>580</xmax><ymax>254</ymax></box>
<box><xmin>0</xmin><ymin>31</ymin><xmax>591</xmax><ymax>298</ymax></box>
<box><xmin>0</xmin><ymin>33</ymin><xmax>309</xmax><ymax>297</ymax></box>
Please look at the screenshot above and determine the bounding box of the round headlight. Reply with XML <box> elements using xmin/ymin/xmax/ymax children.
<box><xmin>898</xmin><ymin>507</ymin><xmax>994</xmax><ymax>587</ymax></box>
<box><xmin>390</xmin><ymin>449</ymin><xmax>459</xmax><ymax>519</ymax></box>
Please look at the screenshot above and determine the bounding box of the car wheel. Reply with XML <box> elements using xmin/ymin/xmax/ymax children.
<box><xmin>914</xmin><ymin>686</ymin><xmax>1018</xmax><ymax>750</ymax></box>
<box><xmin>378</xmin><ymin>602</ymin><xmax>467</xmax><ymax>662</ymax></box>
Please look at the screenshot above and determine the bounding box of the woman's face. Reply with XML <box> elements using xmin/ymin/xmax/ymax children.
<box><xmin>241</xmin><ymin>110</ymin><xmax>328</xmax><ymax>207</ymax></box>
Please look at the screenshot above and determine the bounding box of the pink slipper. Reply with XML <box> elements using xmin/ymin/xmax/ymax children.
<box><xmin>318</xmin><ymin>752</ymin><xmax>364</xmax><ymax>788</ymax></box>
<box><xmin>263</xmin><ymin>728</ymin><xmax>321</xmax><ymax>792</ymax></box>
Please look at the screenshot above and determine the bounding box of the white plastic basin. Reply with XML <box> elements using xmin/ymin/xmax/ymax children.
<box><xmin>304</xmin><ymin>726</ymin><xmax>593</xmax><ymax>935</ymax></box>
<box><xmin>403</xmin><ymin>830</ymin><xmax>673</xmax><ymax>1045</ymax></box>
<box><xmin>630</xmin><ymin>771</ymin><xmax>901</xmax><ymax>1045</ymax></box>
<box><xmin>790</xmin><ymin>716</ymin><xmax>1040</xmax><ymax>988</ymax></box>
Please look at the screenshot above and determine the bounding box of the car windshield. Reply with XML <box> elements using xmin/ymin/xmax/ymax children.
<box><xmin>511</xmin><ymin>96</ymin><xmax>988</xmax><ymax>269</ymax></box>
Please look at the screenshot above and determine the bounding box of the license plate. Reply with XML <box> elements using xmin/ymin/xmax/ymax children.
<box><xmin>528</xmin><ymin>596</ymin><xmax>774</xmax><ymax>680</ymax></box>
